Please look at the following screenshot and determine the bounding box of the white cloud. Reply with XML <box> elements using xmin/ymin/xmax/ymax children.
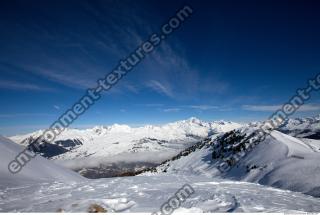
<box><xmin>1</xmin><ymin>1</ymin><xmax>229</xmax><ymax>100</ymax></box>
<box><xmin>143</xmin><ymin>103</ymin><xmax>164</xmax><ymax>107</ymax></box>
<box><xmin>243</xmin><ymin>104</ymin><xmax>320</xmax><ymax>112</ymax></box>
<box><xmin>242</xmin><ymin>105</ymin><xmax>282</xmax><ymax>111</ymax></box>
<box><xmin>186</xmin><ymin>105</ymin><xmax>219</xmax><ymax>110</ymax></box>
<box><xmin>163</xmin><ymin>108</ymin><xmax>181</xmax><ymax>112</ymax></box>
<box><xmin>146</xmin><ymin>80</ymin><xmax>174</xmax><ymax>98</ymax></box>
<box><xmin>0</xmin><ymin>80</ymin><xmax>55</xmax><ymax>92</ymax></box>
<box><xmin>0</xmin><ymin>113</ymin><xmax>54</xmax><ymax>118</ymax></box>
<box><xmin>53</xmin><ymin>105</ymin><xmax>60</xmax><ymax>110</ymax></box>
<box><xmin>159</xmin><ymin>104</ymin><xmax>232</xmax><ymax>112</ymax></box>
<box><xmin>22</xmin><ymin>64</ymin><xmax>98</xmax><ymax>89</ymax></box>
<box><xmin>124</xmin><ymin>84</ymin><xmax>139</xmax><ymax>94</ymax></box>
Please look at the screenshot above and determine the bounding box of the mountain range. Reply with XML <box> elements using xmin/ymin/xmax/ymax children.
<box><xmin>1</xmin><ymin>115</ymin><xmax>320</xmax><ymax>212</ymax></box>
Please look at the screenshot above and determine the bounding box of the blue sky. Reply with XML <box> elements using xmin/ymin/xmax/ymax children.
<box><xmin>1</xmin><ymin>0</ymin><xmax>320</xmax><ymax>135</ymax></box>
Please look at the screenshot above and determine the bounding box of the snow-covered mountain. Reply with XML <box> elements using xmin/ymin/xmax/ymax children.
<box><xmin>277</xmin><ymin>115</ymin><xmax>320</xmax><ymax>139</ymax></box>
<box><xmin>0</xmin><ymin>136</ymin><xmax>83</xmax><ymax>187</ymax></box>
<box><xmin>9</xmin><ymin>118</ymin><xmax>241</xmax><ymax>178</ymax></box>
<box><xmin>10</xmin><ymin>117</ymin><xmax>242</xmax><ymax>149</ymax></box>
<box><xmin>2</xmin><ymin>133</ymin><xmax>320</xmax><ymax>213</ymax></box>
<box><xmin>145</xmin><ymin>125</ymin><xmax>320</xmax><ymax>197</ymax></box>
<box><xmin>1</xmin><ymin>135</ymin><xmax>320</xmax><ymax>213</ymax></box>
<box><xmin>2</xmin><ymin>117</ymin><xmax>320</xmax><ymax>212</ymax></box>
<box><xmin>9</xmin><ymin>116</ymin><xmax>320</xmax><ymax>179</ymax></box>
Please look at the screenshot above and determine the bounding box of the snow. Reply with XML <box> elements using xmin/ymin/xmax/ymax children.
<box><xmin>1</xmin><ymin>174</ymin><xmax>320</xmax><ymax>212</ymax></box>
<box><xmin>300</xmin><ymin>138</ymin><xmax>320</xmax><ymax>152</ymax></box>
<box><xmin>281</xmin><ymin>116</ymin><xmax>320</xmax><ymax>131</ymax></box>
<box><xmin>277</xmin><ymin>115</ymin><xmax>320</xmax><ymax>138</ymax></box>
<box><xmin>0</xmin><ymin>136</ymin><xmax>83</xmax><ymax>187</ymax></box>
<box><xmin>229</xmin><ymin>130</ymin><xmax>320</xmax><ymax>197</ymax></box>
<box><xmin>150</xmin><ymin>129</ymin><xmax>320</xmax><ymax>197</ymax></box>
<box><xmin>9</xmin><ymin>118</ymin><xmax>242</xmax><ymax>170</ymax></box>
<box><xmin>2</xmin><ymin>117</ymin><xmax>320</xmax><ymax>212</ymax></box>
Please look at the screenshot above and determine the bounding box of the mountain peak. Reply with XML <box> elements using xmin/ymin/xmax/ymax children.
<box><xmin>186</xmin><ymin>117</ymin><xmax>203</xmax><ymax>124</ymax></box>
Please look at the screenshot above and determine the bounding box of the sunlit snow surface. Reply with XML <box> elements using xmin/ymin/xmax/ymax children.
<box><xmin>1</xmin><ymin>174</ymin><xmax>320</xmax><ymax>213</ymax></box>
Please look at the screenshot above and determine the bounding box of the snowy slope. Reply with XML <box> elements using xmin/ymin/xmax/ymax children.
<box><xmin>3</xmin><ymin>121</ymin><xmax>320</xmax><ymax>212</ymax></box>
<box><xmin>1</xmin><ymin>135</ymin><xmax>320</xmax><ymax>213</ymax></box>
<box><xmin>300</xmin><ymin>138</ymin><xmax>320</xmax><ymax>152</ymax></box>
<box><xmin>2</xmin><ymin>174</ymin><xmax>320</xmax><ymax>212</ymax></box>
<box><xmin>226</xmin><ymin>130</ymin><xmax>320</xmax><ymax>197</ymax></box>
<box><xmin>0</xmin><ymin>136</ymin><xmax>83</xmax><ymax>187</ymax></box>
<box><xmin>148</xmin><ymin>128</ymin><xmax>320</xmax><ymax>197</ymax></box>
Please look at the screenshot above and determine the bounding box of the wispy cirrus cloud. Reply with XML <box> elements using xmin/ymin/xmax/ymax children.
<box><xmin>141</xmin><ymin>103</ymin><xmax>164</xmax><ymax>107</ymax></box>
<box><xmin>141</xmin><ymin>41</ymin><xmax>230</xmax><ymax>99</ymax></box>
<box><xmin>185</xmin><ymin>105</ymin><xmax>219</xmax><ymax>110</ymax></box>
<box><xmin>243</xmin><ymin>104</ymin><xmax>320</xmax><ymax>112</ymax></box>
<box><xmin>0</xmin><ymin>113</ymin><xmax>54</xmax><ymax>118</ymax></box>
<box><xmin>1</xmin><ymin>0</ymin><xmax>229</xmax><ymax>100</ymax></box>
<box><xmin>162</xmin><ymin>108</ymin><xmax>181</xmax><ymax>112</ymax></box>
<box><xmin>0</xmin><ymin>80</ymin><xmax>55</xmax><ymax>92</ymax></box>
<box><xmin>0</xmin><ymin>1</ymin><xmax>145</xmax><ymax>91</ymax></box>
<box><xmin>156</xmin><ymin>104</ymin><xmax>233</xmax><ymax>112</ymax></box>
<box><xmin>146</xmin><ymin>80</ymin><xmax>174</xmax><ymax>98</ymax></box>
